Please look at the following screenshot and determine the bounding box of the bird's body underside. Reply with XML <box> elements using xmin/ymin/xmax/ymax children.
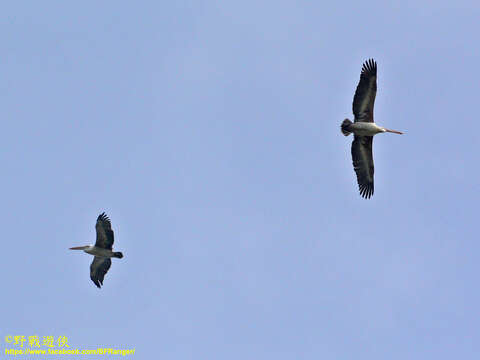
<box><xmin>82</xmin><ymin>245</ymin><xmax>123</xmax><ymax>258</ymax></box>
<box><xmin>341</xmin><ymin>59</ymin><xmax>403</xmax><ymax>199</ymax></box>
<box><xmin>342</xmin><ymin>121</ymin><xmax>385</xmax><ymax>137</ymax></box>
<box><xmin>70</xmin><ymin>212</ymin><xmax>123</xmax><ymax>288</ymax></box>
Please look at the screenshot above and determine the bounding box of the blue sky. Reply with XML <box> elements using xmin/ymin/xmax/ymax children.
<box><xmin>2</xmin><ymin>1</ymin><xmax>479</xmax><ymax>358</ymax></box>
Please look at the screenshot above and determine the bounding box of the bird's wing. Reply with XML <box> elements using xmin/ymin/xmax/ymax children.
<box><xmin>352</xmin><ymin>59</ymin><xmax>377</xmax><ymax>123</ymax></box>
<box><xmin>95</xmin><ymin>212</ymin><xmax>114</xmax><ymax>250</ymax></box>
<box><xmin>90</xmin><ymin>257</ymin><xmax>112</xmax><ymax>288</ymax></box>
<box><xmin>351</xmin><ymin>136</ymin><xmax>374</xmax><ymax>199</ymax></box>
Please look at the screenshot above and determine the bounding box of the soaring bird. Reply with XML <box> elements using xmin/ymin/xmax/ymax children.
<box><xmin>70</xmin><ymin>212</ymin><xmax>123</xmax><ymax>288</ymax></box>
<box><xmin>341</xmin><ymin>59</ymin><xmax>403</xmax><ymax>199</ymax></box>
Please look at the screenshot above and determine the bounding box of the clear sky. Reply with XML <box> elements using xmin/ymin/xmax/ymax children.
<box><xmin>2</xmin><ymin>1</ymin><xmax>479</xmax><ymax>359</ymax></box>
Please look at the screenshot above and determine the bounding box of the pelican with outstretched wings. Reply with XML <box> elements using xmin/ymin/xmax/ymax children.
<box><xmin>341</xmin><ymin>59</ymin><xmax>403</xmax><ymax>199</ymax></box>
<box><xmin>70</xmin><ymin>212</ymin><xmax>123</xmax><ymax>288</ymax></box>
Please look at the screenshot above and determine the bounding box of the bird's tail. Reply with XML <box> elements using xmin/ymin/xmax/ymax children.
<box><xmin>341</xmin><ymin>119</ymin><xmax>353</xmax><ymax>136</ymax></box>
<box><xmin>113</xmin><ymin>252</ymin><xmax>123</xmax><ymax>259</ymax></box>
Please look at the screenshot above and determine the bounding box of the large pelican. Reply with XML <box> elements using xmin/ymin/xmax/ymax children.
<box><xmin>341</xmin><ymin>59</ymin><xmax>403</xmax><ymax>199</ymax></box>
<box><xmin>70</xmin><ymin>212</ymin><xmax>123</xmax><ymax>288</ymax></box>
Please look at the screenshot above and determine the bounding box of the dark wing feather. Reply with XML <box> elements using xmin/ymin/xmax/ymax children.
<box><xmin>95</xmin><ymin>212</ymin><xmax>114</xmax><ymax>250</ymax></box>
<box><xmin>351</xmin><ymin>136</ymin><xmax>374</xmax><ymax>199</ymax></box>
<box><xmin>90</xmin><ymin>257</ymin><xmax>112</xmax><ymax>288</ymax></box>
<box><xmin>352</xmin><ymin>59</ymin><xmax>377</xmax><ymax>123</ymax></box>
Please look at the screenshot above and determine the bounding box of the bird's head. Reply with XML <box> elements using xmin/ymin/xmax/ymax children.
<box><xmin>69</xmin><ymin>246</ymin><xmax>89</xmax><ymax>250</ymax></box>
<box><xmin>381</xmin><ymin>127</ymin><xmax>403</xmax><ymax>135</ymax></box>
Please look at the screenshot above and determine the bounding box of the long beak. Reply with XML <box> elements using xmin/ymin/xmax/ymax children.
<box><xmin>384</xmin><ymin>128</ymin><xmax>403</xmax><ymax>134</ymax></box>
<box><xmin>69</xmin><ymin>246</ymin><xmax>86</xmax><ymax>250</ymax></box>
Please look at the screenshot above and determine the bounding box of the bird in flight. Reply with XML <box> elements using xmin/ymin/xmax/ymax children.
<box><xmin>70</xmin><ymin>212</ymin><xmax>123</xmax><ymax>288</ymax></box>
<box><xmin>341</xmin><ymin>59</ymin><xmax>403</xmax><ymax>199</ymax></box>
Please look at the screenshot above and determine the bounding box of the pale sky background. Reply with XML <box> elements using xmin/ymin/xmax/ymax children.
<box><xmin>2</xmin><ymin>1</ymin><xmax>480</xmax><ymax>359</ymax></box>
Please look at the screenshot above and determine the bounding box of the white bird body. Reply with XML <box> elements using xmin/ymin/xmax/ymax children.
<box><xmin>349</xmin><ymin>122</ymin><xmax>385</xmax><ymax>136</ymax></box>
<box><xmin>76</xmin><ymin>245</ymin><xmax>118</xmax><ymax>258</ymax></box>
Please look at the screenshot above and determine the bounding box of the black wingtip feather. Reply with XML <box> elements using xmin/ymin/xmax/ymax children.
<box><xmin>97</xmin><ymin>212</ymin><xmax>111</xmax><ymax>223</ymax></box>
<box><xmin>359</xmin><ymin>183</ymin><xmax>374</xmax><ymax>199</ymax></box>
<box><xmin>91</xmin><ymin>278</ymin><xmax>101</xmax><ymax>288</ymax></box>
<box><xmin>361</xmin><ymin>59</ymin><xmax>377</xmax><ymax>76</ymax></box>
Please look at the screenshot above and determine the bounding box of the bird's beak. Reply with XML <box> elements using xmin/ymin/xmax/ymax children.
<box><xmin>69</xmin><ymin>246</ymin><xmax>85</xmax><ymax>250</ymax></box>
<box><xmin>384</xmin><ymin>128</ymin><xmax>403</xmax><ymax>134</ymax></box>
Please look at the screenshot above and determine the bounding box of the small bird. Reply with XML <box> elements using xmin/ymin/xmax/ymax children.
<box><xmin>342</xmin><ymin>59</ymin><xmax>403</xmax><ymax>199</ymax></box>
<box><xmin>70</xmin><ymin>212</ymin><xmax>123</xmax><ymax>288</ymax></box>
